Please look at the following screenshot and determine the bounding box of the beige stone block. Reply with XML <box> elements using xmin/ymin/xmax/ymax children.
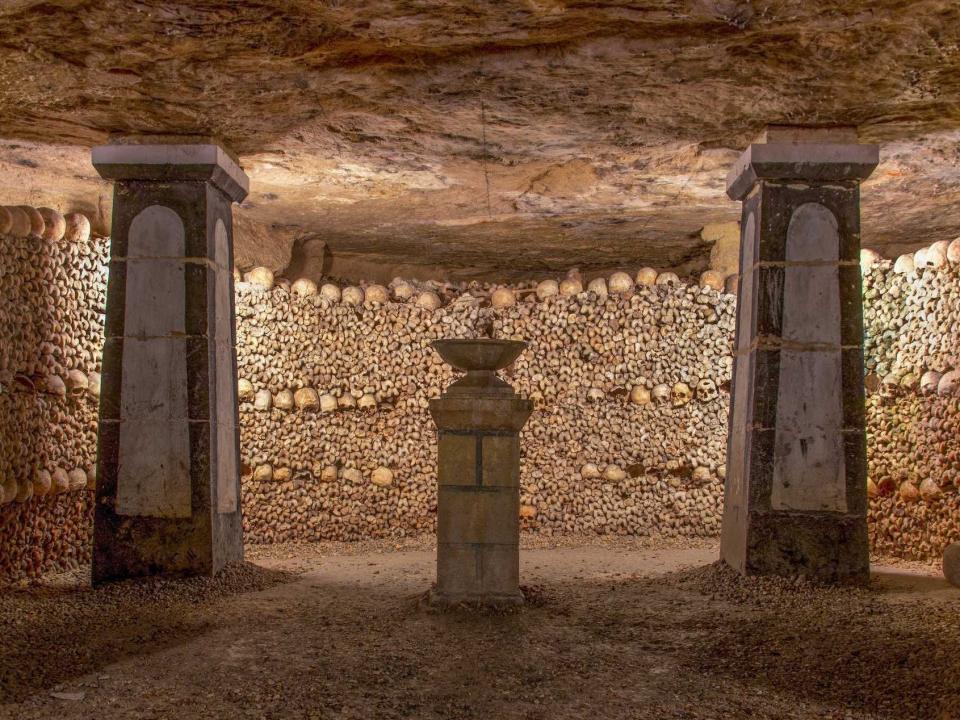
<box><xmin>437</xmin><ymin>487</ymin><xmax>518</xmax><ymax>545</ymax></box>
<box><xmin>438</xmin><ymin>433</ymin><xmax>477</xmax><ymax>487</ymax></box>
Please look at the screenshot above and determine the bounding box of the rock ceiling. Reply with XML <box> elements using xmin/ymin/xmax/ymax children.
<box><xmin>1</xmin><ymin>0</ymin><xmax>959</xmax><ymax>281</ymax></box>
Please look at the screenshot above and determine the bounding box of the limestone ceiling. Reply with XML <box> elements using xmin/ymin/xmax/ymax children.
<box><xmin>1</xmin><ymin>0</ymin><xmax>959</xmax><ymax>280</ymax></box>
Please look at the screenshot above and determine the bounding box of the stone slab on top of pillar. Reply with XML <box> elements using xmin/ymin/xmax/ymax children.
<box><xmin>91</xmin><ymin>137</ymin><xmax>248</xmax><ymax>584</ymax></box>
<box><xmin>720</xmin><ymin>125</ymin><xmax>879</xmax><ymax>584</ymax></box>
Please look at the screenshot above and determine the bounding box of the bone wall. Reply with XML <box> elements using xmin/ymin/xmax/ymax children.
<box><xmin>1</xmin><ymin>204</ymin><xmax>959</xmax><ymax>583</ymax></box>
<box><xmin>235</xmin><ymin>272</ymin><xmax>735</xmax><ymax>544</ymax></box>
<box><xmin>0</xmin><ymin>206</ymin><xmax>105</xmax><ymax>582</ymax></box>
<box><xmin>862</xmin><ymin>244</ymin><xmax>960</xmax><ymax>559</ymax></box>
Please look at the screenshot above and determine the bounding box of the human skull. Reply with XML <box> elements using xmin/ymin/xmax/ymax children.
<box><xmin>491</xmin><ymin>287</ymin><xmax>516</xmax><ymax>308</ymax></box>
<box><xmin>415</xmin><ymin>291</ymin><xmax>442</xmax><ymax>310</ymax></box>
<box><xmin>320</xmin><ymin>283</ymin><xmax>341</xmax><ymax>302</ymax></box>
<box><xmin>880</xmin><ymin>373</ymin><xmax>901</xmax><ymax>396</ymax></box>
<box><xmin>274</xmin><ymin>389</ymin><xmax>294</xmax><ymax>411</ymax></box>
<box><xmin>893</xmin><ymin>254</ymin><xmax>915</xmax><ymax>274</ymax></box>
<box><xmin>0</xmin><ymin>476</ymin><xmax>17</xmax><ymax>505</ymax></box>
<box><xmin>587</xmin><ymin>277</ymin><xmax>608</xmax><ymax>298</ymax></box>
<box><xmin>294</xmin><ymin>388</ymin><xmax>319</xmax><ymax>411</ymax></box>
<box><xmin>608</xmin><ymin>272</ymin><xmax>634</xmax><ymax>294</ymax></box>
<box><xmin>699</xmin><ymin>270</ymin><xmax>724</xmax><ymax>291</ymax></box>
<box><xmin>948</xmin><ymin>237</ymin><xmax>960</xmax><ymax>265</ymax></box>
<box><xmin>15</xmin><ymin>478</ymin><xmax>33</xmax><ymax>503</ymax></box>
<box><xmin>651</xmin><ymin>384</ymin><xmax>671</xmax><ymax>404</ymax></box>
<box><xmin>635</xmin><ymin>267</ymin><xmax>658</xmax><ymax>287</ymax></box>
<box><xmin>860</xmin><ymin>248</ymin><xmax>881</xmax><ymax>274</ymax></box>
<box><xmin>245</xmin><ymin>267</ymin><xmax>274</xmax><ymax>290</ymax></box>
<box><xmin>18</xmin><ymin>205</ymin><xmax>45</xmax><ymax>236</ymax></box>
<box><xmin>691</xmin><ymin>466</ymin><xmax>711</xmax><ymax>483</ymax></box>
<box><xmin>254</xmin><ymin>389</ymin><xmax>272</xmax><ymax>411</ymax></box>
<box><xmin>342</xmin><ymin>286</ymin><xmax>364</xmax><ymax>305</ymax></box>
<box><xmin>364</xmin><ymin>284</ymin><xmax>389</xmax><ymax>304</ymax></box>
<box><xmin>33</xmin><ymin>469</ymin><xmax>52</xmax><ymax>498</ymax></box>
<box><xmin>37</xmin><ymin>207</ymin><xmax>66</xmax><ymax>241</ymax></box>
<box><xmin>291</xmin><ymin>278</ymin><xmax>317</xmax><ymax>297</ymax></box>
<box><xmin>536</xmin><ymin>279</ymin><xmax>559</xmax><ymax>300</ymax></box>
<box><xmin>671</xmin><ymin>382</ymin><xmax>692</xmax><ymax>407</ymax></box>
<box><xmin>393</xmin><ymin>281</ymin><xmax>415</xmax><ymax>300</ymax></box>
<box><xmin>371</xmin><ymin>467</ymin><xmax>394</xmax><ymax>487</ymax></box>
<box><xmin>602</xmin><ymin>465</ymin><xmax>626</xmax><ymax>482</ymax></box>
<box><xmin>724</xmin><ymin>274</ymin><xmax>739</xmax><ymax>295</ymax></box>
<box><xmin>237</xmin><ymin>378</ymin><xmax>254</xmax><ymax>401</ymax></box>
<box><xmin>696</xmin><ymin>378</ymin><xmax>718</xmax><ymax>402</ymax></box>
<box><xmin>587</xmin><ymin>387</ymin><xmax>604</xmax><ymax>402</ymax></box>
<box><xmin>0</xmin><ymin>206</ymin><xmax>13</xmax><ymax>235</ymax></box>
<box><xmin>925</xmin><ymin>245</ymin><xmax>947</xmax><ymax>268</ymax></box>
<box><xmin>87</xmin><ymin>372</ymin><xmax>101</xmax><ymax>399</ymax></box>
<box><xmin>919</xmin><ymin>371</ymin><xmax>940</xmax><ymax>394</ymax></box>
<box><xmin>46</xmin><ymin>375</ymin><xmax>66</xmax><ymax>397</ymax></box>
<box><xmin>580</xmin><ymin>463</ymin><xmax>601</xmax><ymax>479</ymax></box>
<box><xmin>629</xmin><ymin>385</ymin><xmax>651</xmax><ymax>405</ymax></box>
<box><xmin>358</xmin><ymin>393</ymin><xmax>377</xmax><ymax>410</ymax></box>
<box><xmin>899</xmin><ymin>372</ymin><xmax>918</xmax><ymax>390</ymax></box>
<box><xmin>938</xmin><ymin>370</ymin><xmax>959</xmax><ymax>395</ymax></box>
<box><xmin>559</xmin><ymin>277</ymin><xmax>583</xmax><ymax>296</ymax></box>
<box><xmin>51</xmin><ymin>468</ymin><xmax>70</xmax><ymax>495</ymax></box>
<box><xmin>319</xmin><ymin>393</ymin><xmax>337</xmax><ymax>413</ymax></box>
<box><xmin>65</xmin><ymin>369</ymin><xmax>88</xmax><ymax>393</ymax></box>
<box><xmin>656</xmin><ymin>272</ymin><xmax>680</xmax><ymax>286</ymax></box>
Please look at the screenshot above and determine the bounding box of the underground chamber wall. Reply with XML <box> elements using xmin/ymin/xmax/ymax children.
<box><xmin>1</xmin><ymin>208</ymin><xmax>960</xmax><ymax>582</ymax></box>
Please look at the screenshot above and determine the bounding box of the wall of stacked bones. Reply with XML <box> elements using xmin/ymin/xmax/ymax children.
<box><xmin>1</xmin><ymin>203</ymin><xmax>959</xmax><ymax>583</ymax></box>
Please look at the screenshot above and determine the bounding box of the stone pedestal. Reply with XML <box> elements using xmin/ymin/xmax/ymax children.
<box><xmin>720</xmin><ymin>126</ymin><xmax>879</xmax><ymax>583</ymax></box>
<box><xmin>91</xmin><ymin>140</ymin><xmax>249</xmax><ymax>584</ymax></box>
<box><xmin>429</xmin><ymin>340</ymin><xmax>533</xmax><ymax>606</ymax></box>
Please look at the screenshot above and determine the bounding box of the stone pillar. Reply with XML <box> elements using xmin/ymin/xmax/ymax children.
<box><xmin>91</xmin><ymin>140</ymin><xmax>249</xmax><ymax>584</ymax></box>
<box><xmin>429</xmin><ymin>340</ymin><xmax>533</xmax><ymax>606</ymax></box>
<box><xmin>720</xmin><ymin>126</ymin><xmax>879</xmax><ymax>583</ymax></box>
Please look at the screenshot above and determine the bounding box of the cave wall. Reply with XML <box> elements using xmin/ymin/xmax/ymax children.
<box><xmin>1</xmin><ymin>207</ymin><xmax>958</xmax><ymax>584</ymax></box>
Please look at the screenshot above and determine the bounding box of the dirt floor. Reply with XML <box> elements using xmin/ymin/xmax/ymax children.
<box><xmin>1</xmin><ymin>535</ymin><xmax>958</xmax><ymax>720</ymax></box>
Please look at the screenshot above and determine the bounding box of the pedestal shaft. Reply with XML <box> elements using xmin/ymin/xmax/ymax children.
<box><xmin>720</xmin><ymin>130</ymin><xmax>878</xmax><ymax>583</ymax></box>
<box><xmin>91</xmin><ymin>142</ymin><xmax>248</xmax><ymax>583</ymax></box>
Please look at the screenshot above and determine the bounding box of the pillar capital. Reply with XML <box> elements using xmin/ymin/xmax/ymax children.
<box><xmin>92</xmin><ymin>140</ymin><xmax>249</xmax><ymax>203</ymax></box>
<box><xmin>726</xmin><ymin>126</ymin><xmax>879</xmax><ymax>201</ymax></box>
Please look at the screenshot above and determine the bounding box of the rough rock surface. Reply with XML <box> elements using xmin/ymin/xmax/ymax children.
<box><xmin>2</xmin><ymin>1</ymin><xmax>960</xmax><ymax>279</ymax></box>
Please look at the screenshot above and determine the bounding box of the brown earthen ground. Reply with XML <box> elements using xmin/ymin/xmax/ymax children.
<box><xmin>1</xmin><ymin>536</ymin><xmax>957</xmax><ymax>720</ymax></box>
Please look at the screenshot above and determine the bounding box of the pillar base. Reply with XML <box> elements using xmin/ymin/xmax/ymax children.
<box><xmin>427</xmin><ymin>587</ymin><xmax>525</xmax><ymax>609</ymax></box>
<box><xmin>724</xmin><ymin>512</ymin><xmax>869</xmax><ymax>584</ymax></box>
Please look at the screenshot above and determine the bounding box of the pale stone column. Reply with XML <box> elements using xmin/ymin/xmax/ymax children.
<box><xmin>91</xmin><ymin>139</ymin><xmax>248</xmax><ymax>583</ymax></box>
<box><xmin>720</xmin><ymin>126</ymin><xmax>879</xmax><ymax>583</ymax></box>
<box><xmin>429</xmin><ymin>340</ymin><xmax>533</xmax><ymax>605</ymax></box>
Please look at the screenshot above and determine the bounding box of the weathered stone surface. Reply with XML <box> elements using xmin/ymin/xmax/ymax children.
<box><xmin>1</xmin><ymin>4</ymin><xmax>960</xmax><ymax>278</ymax></box>
<box><xmin>91</xmin><ymin>141</ymin><xmax>247</xmax><ymax>584</ymax></box>
<box><xmin>945</xmin><ymin>544</ymin><xmax>960</xmax><ymax>588</ymax></box>
<box><xmin>430</xmin><ymin>339</ymin><xmax>532</xmax><ymax>606</ymax></box>
<box><xmin>721</xmin><ymin>131</ymin><xmax>876</xmax><ymax>584</ymax></box>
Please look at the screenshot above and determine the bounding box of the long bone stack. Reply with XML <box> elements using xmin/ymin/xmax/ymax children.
<box><xmin>0</xmin><ymin>206</ymin><xmax>106</xmax><ymax>581</ymax></box>
<box><xmin>234</xmin><ymin>266</ymin><xmax>737</xmax><ymax>544</ymax></box>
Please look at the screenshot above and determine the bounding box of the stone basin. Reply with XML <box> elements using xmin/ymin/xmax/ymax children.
<box><xmin>431</xmin><ymin>339</ymin><xmax>526</xmax><ymax>373</ymax></box>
